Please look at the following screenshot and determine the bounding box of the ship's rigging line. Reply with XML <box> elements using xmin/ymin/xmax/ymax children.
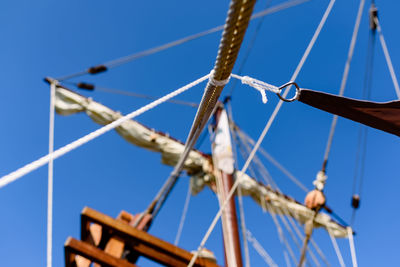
<box><xmin>321</xmin><ymin>0</ymin><xmax>365</xmax><ymax>173</ymax></box>
<box><xmin>233</xmin><ymin>128</ymin><xmax>325</xmax><ymax>267</ymax></box>
<box><xmin>351</xmin><ymin>10</ymin><xmax>376</xmax><ymax>225</ymax></box>
<box><xmin>47</xmin><ymin>82</ymin><xmax>56</xmax><ymax>267</ymax></box>
<box><xmin>298</xmin><ymin>0</ymin><xmax>366</xmax><ymax>263</ymax></box>
<box><xmin>347</xmin><ymin>227</ymin><xmax>358</xmax><ymax>267</ymax></box>
<box><xmin>246</xmin><ymin>229</ymin><xmax>278</xmax><ymax>267</ymax></box>
<box><xmin>0</xmin><ymin>74</ymin><xmax>210</xmax><ymax>188</ymax></box>
<box><xmin>0</xmin><ymin>72</ymin><xmax>291</xmax><ymax>189</ymax></box>
<box><xmin>234</xmin><ymin>124</ymin><xmax>309</xmax><ymax>192</ymax></box>
<box><xmin>227</xmin><ymin>0</ymin><xmax>274</xmax><ymax>98</ymax></box>
<box><xmin>62</xmin><ymin>81</ymin><xmax>199</xmax><ymax>108</ymax></box>
<box><xmin>229</xmin><ymin>104</ymin><xmax>273</xmax><ymax>267</ymax></box>
<box><xmin>375</xmin><ymin>15</ymin><xmax>400</xmax><ymax>99</ymax></box>
<box><xmin>327</xmin><ymin>228</ymin><xmax>345</xmax><ymax>267</ymax></box>
<box><xmin>188</xmin><ymin>1</ymin><xmax>337</xmax><ymax>265</ymax></box>
<box><xmin>174</xmin><ymin>181</ymin><xmax>192</xmax><ymax>246</ymax></box>
<box><xmin>140</xmin><ymin>0</ymin><xmax>258</xmax><ymax>242</ymax></box>
<box><xmin>55</xmin><ymin>0</ymin><xmax>310</xmax><ymax>82</ymax></box>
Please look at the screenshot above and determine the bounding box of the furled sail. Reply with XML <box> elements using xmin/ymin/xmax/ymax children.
<box><xmin>55</xmin><ymin>86</ymin><xmax>347</xmax><ymax>237</ymax></box>
<box><xmin>191</xmin><ymin>171</ymin><xmax>348</xmax><ymax>238</ymax></box>
<box><xmin>55</xmin><ymin>86</ymin><xmax>212</xmax><ymax>175</ymax></box>
<box><xmin>299</xmin><ymin>89</ymin><xmax>400</xmax><ymax>137</ymax></box>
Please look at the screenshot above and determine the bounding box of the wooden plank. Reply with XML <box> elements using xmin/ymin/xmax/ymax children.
<box><xmin>81</xmin><ymin>207</ymin><xmax>219</xmax><ymax>267</ymax></box>
<box><xmin>65</xmin><ymin>237</ymin><xmax>137</xmax><ymax>267</ymax></box>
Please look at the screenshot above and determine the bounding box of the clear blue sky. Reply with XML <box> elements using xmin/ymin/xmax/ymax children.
<box><xmin>0</xmin><ymin>0</ymin><xmax>399</xmax><ymax>266</ymax></box>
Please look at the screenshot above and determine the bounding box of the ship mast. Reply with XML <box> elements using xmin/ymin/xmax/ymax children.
<box><xmin>212</xmin><ymin>104</ymin><xmax>243</xmax><ymax>267</ymax></box>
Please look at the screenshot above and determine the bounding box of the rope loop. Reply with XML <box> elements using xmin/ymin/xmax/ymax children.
<box><xmin>208</xmin><ymin>69</ymin><xmax>231</xmax><ymax>87</ymax></box>
<box><xmin>277</xmin><ymin>81</ymin><xmax>300</xmax><ymax>102</ymax></box>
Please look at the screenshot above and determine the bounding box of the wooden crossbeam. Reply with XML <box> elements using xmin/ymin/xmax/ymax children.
<box><xmin>80</xmin><ymin>207</ymin><xmax>220</xmax><ymax>267</ymax></box>
<box><xmin>65</xmin><ymin>237</ymin><xmax>137</xmax><ymax>267</ymax></box>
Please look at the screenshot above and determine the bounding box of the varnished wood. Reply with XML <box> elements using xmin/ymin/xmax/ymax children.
<box><xmin>80</xmin><ymin>207</ymin><xmax>220</xmax><ymax>267</ymax></box>
<box><xmin>65</xmin><ymin>237</ymin><xmax>137</xmax><ymax>267</ymax></box>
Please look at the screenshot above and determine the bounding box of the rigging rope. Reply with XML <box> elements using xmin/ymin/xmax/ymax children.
<box><xmin>0</xmin><ymin>74</ymin><xmax>209</xmax><ymax>189</ymax></box>
<box><xmin>55</xmin><ymin>0</ymin><xmax>310</xmax><ymax>81</ymax></box>
<box><xmin>246</xmin><ymin>229</ymin><xmax>278</xmax><ymax>267</ymax></box>
<box><xmin>374</xmin><ymin>16</ymin><xmax>400</xmax><ymax>99</ymax></box>
<box><xmin>227</xmin><ymin>0</ymin><xmax>274</xmax><ymax>97</ymax></box>
<box><xmin>174</xmin><ymin>181</ymin><xmax>192</xmax><ymax>246</ymax></box>
<box><xmin>188</xmin><ymin>0</ymin><xmax>336</xmax><ymax>264</ymax></box>
<box><xmin>66</xmin><ymin>82</ymin><xmax>199</xmax><ymax>108</ymax></box>
<box><xmin>351</xmin><ymin>15</ymin><xmax>376</xmax><ymax>225</ymax></box>
<box><xmin>234</xmin><ymin>125</ymin><xmax>308</xmax><ymax>192</ymax></box>
<box><xmin>347</xmin><ymin>227</ymin><xmax>358</xmax><ymax>267</ymax></box>
<box><xmin>327</xmin><ymin>229</ymin><xmax>345</xmax><ymax>267</ymax></box>
<box><xmin>321</xmin><ymin>0</ymin><xmax>365</xmax><ymax>172</ymax></box>
<box><xmin>232</xmin><ymin>125</ymin><xmax>326</xmax><ymax>267</ymax></box>
<box><xmin>47</xmin><ymin>82</ymin><xmax>56</xmax><ymax>267</ymax></box>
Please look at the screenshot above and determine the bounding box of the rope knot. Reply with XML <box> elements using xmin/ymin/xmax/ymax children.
<box><xmin>233</xmin><ymin>74</ymin><xmax>280</xmax><ymax>104</ymax></box>
<box><xmin>208</xmin><ymin>70</ymin><xmax>231</xmax><ymax>87</ymax></box>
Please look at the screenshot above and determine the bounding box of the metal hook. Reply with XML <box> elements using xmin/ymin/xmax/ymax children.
<box><xmin>276</xmin><ymin>81</ymin><xmax>300</xmax><ymax>102</ymax></box>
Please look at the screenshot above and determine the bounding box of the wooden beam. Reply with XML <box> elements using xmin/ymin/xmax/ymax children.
<box><xmin>81</xmin><ymin>207</ymin><xmax>220</xmax><ymax>267</ymax></box>
<box><xmin>65</xmin><ymin>237</ymin><xmax>137</xmax><ymax>267</ymax></box>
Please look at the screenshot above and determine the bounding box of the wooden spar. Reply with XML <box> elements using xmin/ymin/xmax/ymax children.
<box><xmin>213</xmin><ymin>105</ymin><xmax>243</xmax><ymax>267</ymax></box>
<box><xmin>77</xmin><ymin>207</ymin><xmax>220</xmax><ymax>267</ymax></box>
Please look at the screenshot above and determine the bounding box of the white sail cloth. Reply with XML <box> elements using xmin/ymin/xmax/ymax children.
<box><xmin>55</xmin><ymin>86</ymin><xmax>212</xmax><ymax>175</ymax></box>
<box><xmin>55</xmin><ymin>86</ymin><xmax>347</xmax><ymax>238</ymax></box>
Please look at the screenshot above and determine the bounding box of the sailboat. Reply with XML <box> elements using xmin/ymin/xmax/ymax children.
<box><xmin>1</xmin><ymin>0</ymin><xmax>399</xmax><ymax>266</ymax></box>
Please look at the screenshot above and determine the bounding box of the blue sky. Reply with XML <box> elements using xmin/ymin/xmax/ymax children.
<box><xmin>1</xmin><ymin>0</ymin><xmax>400</xmax><ymax>266</ymax></box>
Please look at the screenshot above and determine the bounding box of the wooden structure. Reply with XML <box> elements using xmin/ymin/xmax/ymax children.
<box><xmin>65</xmin><ymin>207</ymin><xmax>220</xmax><ymax>267</ymax></box>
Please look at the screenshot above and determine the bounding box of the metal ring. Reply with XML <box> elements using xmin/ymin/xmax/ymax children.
<box><xmin>276</xmin><ymin>81</ymin><xmax>300</xmax><ymax>102</ymax></box>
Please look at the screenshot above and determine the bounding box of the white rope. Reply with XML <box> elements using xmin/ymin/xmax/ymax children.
<box><xmin>209</xmin><ymin>70</ymin><xmax>231</xmax><ymax>87</ymax></box>
<box><xmin>267</xmin><ymin>206</ymin><xmax>297</xmax><ymax>266</ymax></box>
<box><xmin>347</xmin><ymin>227</ymin><xmax>358</xmax><ymax>267</ymax></box>
<box><xmin>284</xmin><ymin>251</ymin><xmax>292</xmax><ymax>267</ymax></box>
<box><xmin>327</xmin><ymin>229</ymin><xmax>346</xmax><ymax>267</ymax></box>
<box><xmin>323</xmin><ymin>0</ymin><xmax>365</xmax><ymax>164</ymax></box>
<box><xmin>236</xmin><ymin>127</ymin><xmax>309</xmax><ymax>192</ymax></box>
<box><xmin>231</xmin><ymin>74</ymin><xmax>280</xmax><ymax>103</ymax></box>
<box><xmin>174</xmin><ymin>182</ymin><xmax>192</xmax><ymax>246</ymax></box>
<box><xmin>188</xmin><ymin>0</ymin><xmax>335</xmax><ymax>264</ymax></box>
<box><xmin>375</xmin><ymin>16</ymin><xmax>400</xmax><ymax>99</ymax></box>
<box><xmin>246</xmin><ymin>229</ymin><xmax>278</xmax><ymax>267</ymax></box>
<box><xmin>47</xmin><ymin>82</ymin><xmax>56</xmax><ymax>267</ymax></box>
<box><xmin>235</xmin><ymin>120</ymin><xmax>328</xmax><ymax>267</ymax></box>
<box><xmin>0</xmin><ymin>74</ymin><xmax>209</xmax><ymax>189</ymax></box>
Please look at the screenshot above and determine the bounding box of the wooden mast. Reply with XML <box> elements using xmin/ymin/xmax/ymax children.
<box><xmin>213</xmin><ymin>104</ymin><xmax>243</xmax><ymax>267</ymax></box>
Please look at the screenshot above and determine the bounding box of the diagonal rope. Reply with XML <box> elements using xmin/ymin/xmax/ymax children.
<box><xmin>55</xmin><ymin>0</ymin><xmax>311</xmax><ymax>81</ymax></box>
<box><xmin>327</xmin><ymin>229</ymin><xmax>345</xmax><ymax>267</ymax></box>
<box><xmin>321</xmin><ymin>0</ymin><xmax>365</xmax><ymax>172</ymax></box>
<box><xmin>374</xmin><ymin>16</ymin><xmax>400</xmax><ymax>99</ymax></box>
<box><xmin>174</xmin><ymin>181</ymin><xmax>192</xmax><ymax>246</ymax></box>
<box><xmin>47</xmin><ymin>82</ymin><xmax>56</xmax><ymax>267</ymax></box>
<box><xmin>227</xmin><ymin>0</ymin><xmax>274</xmax><ymax>97</ymax></box>
<box><xmin>267</xmin><ymin>205</ymin><xmax>298</xmax><ymax>266</ymax></box>
<box><xmin>235</xmin><ymin>124</ymin><xmax>328</xmax><ymax>267</ymax></box>
<box><xmin>246</xmin><ymin>229</ymin><xmax>278</xmax><ymax>267</ymax></box>
<box><xmin>235</xmin><ymin>126</ymin><xmax>308</xmax><ymax>192</ymax></box>
<box><xmin>188</xmin><ymin>1</ymin><xmax>336</xmax><ymax>264</ymax></box>
<box><xmin>0</xmin><ymin>74</ymin><xmax>209</xmax><ymax>189</ymax></box>
<box><xmin>347</xmin><ymin>227</ymin><xmax>358</xmax><ymax>267</ymax></box>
